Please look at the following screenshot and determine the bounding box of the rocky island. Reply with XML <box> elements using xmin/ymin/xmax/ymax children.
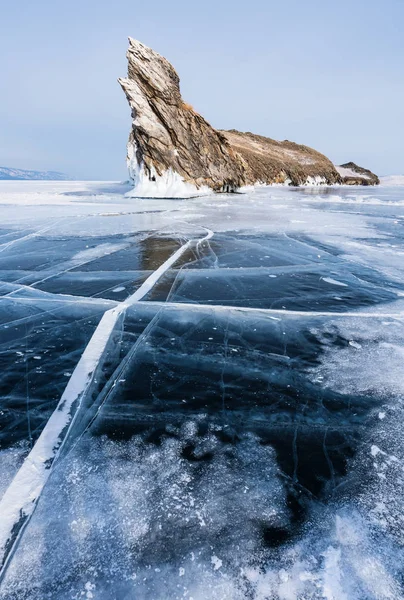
<box><xmin>119</xmin><ymin>38</ymin><xmax>379</xmax><ymax>197</ymax></box>
<box><xmin>335</xmin><ymin>162</ymin><xmax>380</xmax><ymax>186</ymax></box>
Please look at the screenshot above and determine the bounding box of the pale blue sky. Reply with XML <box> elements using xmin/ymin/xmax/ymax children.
<box><xmin>1</xmin><ymin>0</ymin><xmax>403</xmax><ymax>179</ymax></box>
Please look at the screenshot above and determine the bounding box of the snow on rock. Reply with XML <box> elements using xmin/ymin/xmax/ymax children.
<box><xmin>335</xmin><ymin>162</ymin><xmax>379</xmax><ymax>186</ymax></box>
<box><xmin>336</xmin><ymin>166</ymin><xmax>371</xmax><ymax>180</ymax></box>
<box><xmin>304</xmin><ymin>175</ymin><xmax>328</xmax><ymax>185</ymax></box>
<box><xmin>126</xmin><ymin>152</ymin><xmax>212</xmax><ymax>199</ymax></box>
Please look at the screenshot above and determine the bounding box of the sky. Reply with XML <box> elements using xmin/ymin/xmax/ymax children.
<box><xmin>1</xmin><ymin>0</ymin><xmax>403</xmax><ymax>180</ymax></box>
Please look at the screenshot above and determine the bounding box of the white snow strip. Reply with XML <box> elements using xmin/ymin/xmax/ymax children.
<box><xmin>322</xmin><ymin>277</ymin><xmax>348</xmax><ymax>287</ymax></box>
<box><xmin>0</xmin><ymin>308</ymin><xmax>120</xmax><ymax>572</ymax></box>
<box><xmin>0</xmin><ymin>280</ymin><xmax>119</xmax><ymax>307</ymax></box>
<box><xmin>0</xmin><ymin>227</ymin><xmax>213</xmax><ymax>574</ymax></box>
<box><xmin>122</xmin><ymin>230</ymin><xmax>211</xmax><ymax>303</ymax></box>
<box><xmin>142</xmin><ymin>300</ymin><xmax>404</xmax><ymax>320</ymax></box>
<box><xmin>238</xmin><ymin>175</ymin><xmax>328</xmax><ymax>191</ymax></box>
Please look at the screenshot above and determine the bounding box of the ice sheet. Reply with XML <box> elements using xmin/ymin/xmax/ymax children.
<box><xmin>0</xmin><ymin>181</ymin><xmax>404</xmax><ymax>598</ymax></box>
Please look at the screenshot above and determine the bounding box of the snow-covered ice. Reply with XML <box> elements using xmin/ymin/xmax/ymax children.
<box><xmin>0</xmin><ymin>180</ymin><xmax>404</xmax><ymax>599</ymax></box>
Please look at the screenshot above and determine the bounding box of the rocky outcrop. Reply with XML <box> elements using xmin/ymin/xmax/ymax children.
<box><xmin>118</xmin><ymin>39</ymin><xmax>246</xmax><ymax>196</ymax></box>
<box><xmin>119</xmin><ymin>39</ymin><xmax>375</xmax><ymax>196</ymax></box>
<box><xmin>221</xmin><ymin>130</ymin><xmax>341</xmax><ymax>187</ymax></box>
<box><xmin>335</xmin><ymin>162</ymin><xmax>380</xmax><ymax>186</ymax></box>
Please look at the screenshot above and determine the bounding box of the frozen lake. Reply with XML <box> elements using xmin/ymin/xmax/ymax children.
<box><xmin>0</xmin><ymin>180</ymin><xmax>403</xmax><ymax>599</ymax></box>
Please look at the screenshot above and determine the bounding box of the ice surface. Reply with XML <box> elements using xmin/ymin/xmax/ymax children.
<box><xmin>0</xmin><ymin>180</ymin><xmax>404</xmax><ymax>598</ymax></box>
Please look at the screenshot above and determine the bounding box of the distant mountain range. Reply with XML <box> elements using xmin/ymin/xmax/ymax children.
<box><xmin>0</xmin><ymin>166</ymin><xmax>70</xmax><ymax>181</ymax></box>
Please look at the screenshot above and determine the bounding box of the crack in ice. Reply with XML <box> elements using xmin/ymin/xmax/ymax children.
<box><xmin>0</xmin><ymin>226</ymin><xmax>214</xmax><ymax>577</ymax></box>
<box><xmin>140</xmin><ymin>300</ymin><xmax>404</xmax><ymax>320</ymax></box>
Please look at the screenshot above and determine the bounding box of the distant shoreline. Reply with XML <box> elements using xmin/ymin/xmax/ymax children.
<box><xmin>0</xmin><ymin>166</ymin><xmax>70</xmax><ymax>181</ymax></box>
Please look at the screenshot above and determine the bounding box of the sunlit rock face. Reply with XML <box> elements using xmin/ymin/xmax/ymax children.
<box><xmin>336</xmin><ymin>162</ymin><xmax>380</xmax><ymax>186</ymax></box>
<box><xmin>118</xmin><ymin>38</ymin><xmax>342</xmax><ymax>197</ymax></box>
<box><xmin>118</xmin><ymin>38</ymin><xmax>246</xmax><ymax>197</ymax></box>
<box><xmin>220</xmin><ymin>130</ymin><xmax>342</xmax><ymax>187</ymax></box>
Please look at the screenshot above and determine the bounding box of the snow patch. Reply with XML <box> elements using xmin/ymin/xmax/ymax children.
<box><xmin>322</xmin><ymin>277</ymin><xmax>348</xmax><ymax>287</ymax></box>
<box><xmin>349</xmin><ymin>340</ymin><xmax>362</xmax><ymax>349</ymax></box>
<box><xmin>336</xmin><ymin>166</ymin><xmax>371</xmax><ymax>180</ymax></box>
<box><xmin>127</xmin><ymin>165</ymin><xmax>211</xmax><ymax>199</ymax></box>
<box><xmin>305</xmin><ymin>175</ymin><xmax>327</xmax><ymax>186</ymax></box>
<box><xmin>211</xmin><ymin>555</ymin><xmax>223</xmax><ymax>571</ymax></box>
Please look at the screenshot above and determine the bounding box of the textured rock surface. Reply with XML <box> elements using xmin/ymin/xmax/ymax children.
<box><xmin>119</xmin><ymin>39</ymin><xmax>376</xmax><ymax>195</ymax></box>
<box><xmin>335</xmin><ymin>162</ymin><xmax>380</xmax><ymax>186</ymax></box>
<box><xmin>221</xmin><ymin>130</ymin><xmax>341</xmax><ymax>186</ymax></box>
<box><xmin>118</xmin><ymin>39</ymin><xmax>246</xmax><ymax>194</ymax></box>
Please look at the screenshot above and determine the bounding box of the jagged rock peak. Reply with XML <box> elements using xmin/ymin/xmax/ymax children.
<box><xmin>118</xmin><ymin>38</ymin><xmax>246</xmax><ymax>197</ymax></box>
<box><xmin>119</xmin><ymin>38</ymin><xmax>343</xmax><ymax>197</ymax></box>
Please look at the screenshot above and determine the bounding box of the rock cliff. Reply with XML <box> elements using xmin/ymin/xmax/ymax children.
<box><xmin>221</xmin><ymin>130</ymin><xmax>341</xmax><ymax>187</ymax></box>
<box><xmin>119</xmin><ymin>39</ymin><xmax>376</xmax><ymax>196</ymax></box>
<box><xmin>118</xmin><ymin>39</ymin><xmax>247</xmax><ymax>196</ymax></box>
